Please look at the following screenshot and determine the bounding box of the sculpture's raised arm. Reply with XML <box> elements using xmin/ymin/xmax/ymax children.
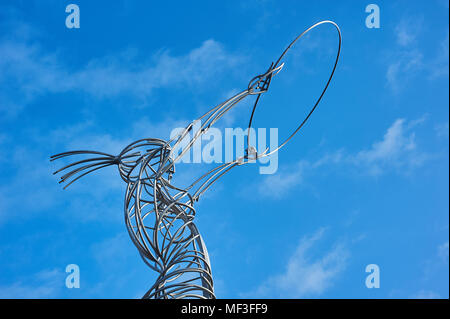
<box><xmin>51</xmin><ymin>21</ymin><xmax>341</xmax><ymax>299</ymax></box>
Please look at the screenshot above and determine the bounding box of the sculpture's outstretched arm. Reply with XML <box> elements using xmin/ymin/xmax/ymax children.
<box><xmin>51</xmin><ymin>21</ymin><xmax>342</xmax><ymax>300</ymax></box>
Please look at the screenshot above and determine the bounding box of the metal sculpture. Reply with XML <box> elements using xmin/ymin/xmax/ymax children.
<box><xmin>51</xmin><ymin>21</ymin><xmax>341</xmax><ymax>299</ymax></box>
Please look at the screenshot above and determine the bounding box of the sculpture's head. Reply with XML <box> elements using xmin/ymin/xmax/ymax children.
<box><xmin>116</xmin><ymin>138</ymin><xmax>175</xmax><ymax>184</ymax></box>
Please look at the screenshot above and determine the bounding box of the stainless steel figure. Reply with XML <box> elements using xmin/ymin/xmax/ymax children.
<box><xmin>51</xmin><ymin>21</ymin><xmax>341</xmax><ymax>299</ymax></box>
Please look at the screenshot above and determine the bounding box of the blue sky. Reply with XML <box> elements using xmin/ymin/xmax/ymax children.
<box><xmin>0</xmin><ymin>0</ymin><xmax>448</xmax><ymax>299</ymax></box>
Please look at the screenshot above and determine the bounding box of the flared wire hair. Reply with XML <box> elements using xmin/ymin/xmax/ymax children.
<box><xmin>51</xmin><ymin>21</ymin><xmax>341</xmax><ymax>299</ymax></box>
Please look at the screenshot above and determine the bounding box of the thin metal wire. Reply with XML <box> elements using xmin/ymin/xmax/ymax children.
<box><xmin>51</xmin><ymin>21</ymin><xmax>341</xmax><ymax>299</ymax></box>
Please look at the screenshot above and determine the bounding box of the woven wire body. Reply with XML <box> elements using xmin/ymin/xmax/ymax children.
<box><xmin>120</xmin><ymin>139</ymin><xmax>214</xmax><ymax>298</ymax></box>
<box><xmin>51</xmin><ymin>21</ymin><xmax>341</xmax><ymax>299</ymax></box>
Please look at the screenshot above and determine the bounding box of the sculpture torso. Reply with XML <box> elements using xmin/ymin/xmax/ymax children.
<box><xmin>119</xmin><ymin>139</ymin><xmax>215</xmax><ymax>298</ymax></box>
<box><xmin>51</xmin><ymin>20</ymin><xmax>341</xmax><ymax>299</ymax></box>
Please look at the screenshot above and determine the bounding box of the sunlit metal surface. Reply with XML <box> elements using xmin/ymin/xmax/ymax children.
<box><xmin>51</xmin><ymin>21</ymin><xmax>341</xmax><ymax>299</ymax></box>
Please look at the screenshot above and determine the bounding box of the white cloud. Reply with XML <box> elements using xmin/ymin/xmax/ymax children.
<box><xmin>0</xmin><ymin>33</ymin><xmax>243</xmax><ymax>117</ymax></box>
<box><xmin>0</xmin><ymin>113</ymin><xmax>192</xmax><ymax>224</ymax></box>
<box><xmin>355</xmin><ymin>119</ymin><xmax>414</xmax><ymax>161</ymax></box>
<box><xmin>410</xmin><ymin>290</ymin><xmax>441</xmax><ymax>299</ymax></box>
<box><xmin>68</xmin><ymin>39</ymin><xmax>241</xmax><ymax>99</ymax></box>
<box><xmin>243</xmin><ymin>228</ymin><xmax>349</xmax><ymax>298</ymax></box>
<box><xmin>387</xmin><ymin>18</ymin><xmax>448</xmax><ymax>91</ymax></box>
<box><xmin>324</xmin><ymin>117</ymin><xmax>426</xmax><ymax>175</ymax></box>
<box><xmin>429</xmin><ymin>32</ymin><xmax>449</xmax><ymax>79</ymax></box>
<box><xmin>350</xmin><ymin>118</ymin><xmax>425</xmax><ymax>176</ymax></box>
<box><xmin>258</xmin><ymin>161</ymin><xmax>306</xmax><ymax>198</ymax></box>
<box><xmin>46</xmin><ymin>116</ymin><xmax>187</xmax><ymax>154</ymax></box>
<box><xmin>0</xmin><ymin>268</ymin><xmax>64</xmax><ymax>298</ymax></box>
<box><xmin>257</xmin><ymin>118</ymin><xmax>427</xmax><ymax>199</ymax></box>
<box><xmin>386</xmin><ymin>50</ymin><xmax>423</xmax><ymax>92</ymax></box>
<box><xmin>435</xmin><ymin>122</ymin><xmax>449</xmax><ymax>139</ymax></box>
<box><xmin>394</xmin><ymin>18</ymin><xmax>422</xmax><ymax>47</ymax></box>
<box><xmin>438</xmin><ymin>241</ymin><xmax>449</xmax><ymax>264</ymax></box>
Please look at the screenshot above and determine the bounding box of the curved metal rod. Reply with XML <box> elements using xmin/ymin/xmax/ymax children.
<box><xmin>51</xmin><ymin>21</ymin><xmax>342</xmax><ymax>299</ymax></box>
<box><xmin>247</xmin><ymin>20</ymin><xmax>341</xmax><ymax>158</ymax></box>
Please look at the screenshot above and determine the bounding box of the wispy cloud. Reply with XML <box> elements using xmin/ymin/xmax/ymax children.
<box><xmin>434</xmin><ymin>122</ymin><xmax>449</xmax><ymax>139</ymax></box>
<box><xmin>242</xmin><ymin>228</ymin><xmax>349</xmax><ymax>298</ymax></box>
<box><xmin>410</xmin><ymin>290</ymin><xmax>441</xmax><ymax>299</ymax></box>
<box><xmin>0</xmin><ymin>29</ymin><xmax>243</xmax><ymax>117</ymax></box>
<box><xmin>386</xmin><ymin>50</ymin><xmax>423</xmax><ymax>92</ymax></box>
<box><xmin>0</xmin><ymin>115</ymin><xmax>188</xmax><ymax>224</ymax></box>
<box><xmin>258</xmin><ymin>117</ymin><xmax>428</xmax><ymax>199</ymax></box>
<box><xmin>385</xmin><ymin>17</ymin><xmax>424</xmax><ymax>92</ymax></box>
<box><xmin>386</xmin><ymin>17</ymin><xmax>448</xmax><ymax>91</ymax></box>
<box><xmin>349</xmin><ymin>118</ymin><xmax>425</xmax><ymax>175</ymax></box>
<box><xmin>438</xmin><ymin>241</ymin><xmax>449</xmax><ymax>264</ymax></box>
<box><xmin>394</xmin><ymin>18</ymin><xmax>423</xmax><ymax>47</ymax></box>
<box><xmin>0</xmin><ymin>268</ymin><xmax>64</xmax><ymax>298</ymax></box>
<box><xmin>257</xmin><ymin>161</ymin><xmax>307</xmax><ymax>198</ymax></box>
<box><xmin>429</xmin><ymin>31</ymin><xmax>449</xmax><ymax>79</ymax></box>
